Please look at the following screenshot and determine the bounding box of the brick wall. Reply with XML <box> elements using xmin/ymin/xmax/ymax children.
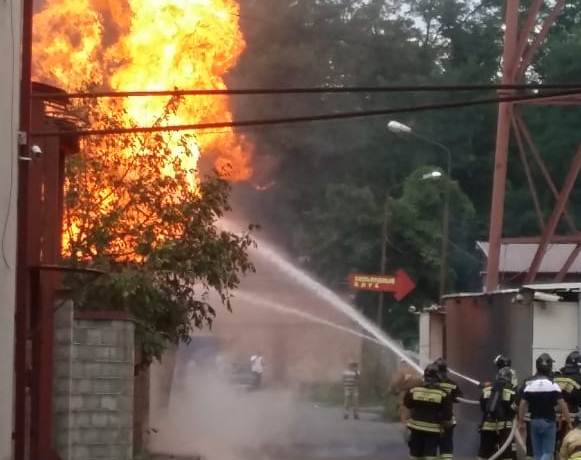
<box><xmin>53</xmin><ymin>309</ymin><xmax>135</xmax><ymax>460</ymax></box>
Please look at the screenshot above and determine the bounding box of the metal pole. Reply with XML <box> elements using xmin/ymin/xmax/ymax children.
<box><xmin>485</xmin><ymin>0</ymin><xmax>519</xmax><ymax>291</ymax></box>
<box><xmin>409</xmin><ymin>132</ymin><xmax>452</xmax><ymax>298</ymax></box>
<box><xmin>524</xmin><ymin>147</ymin><xmax>581</xmax><ymax>283</ymax></box>
<box><xmin>440</xmin><ymin>152</ymin><xmax>451</xmax><ymax>298</ymax></box>
<box><xmin>16</xmin><ymin>1</ymin><xmax>34</xmax><ymax>459</ymax></box>
<box><xmin>377</xmin><ymin>194</ymin><xmax>390</xmax><ymax>327</ymax></box>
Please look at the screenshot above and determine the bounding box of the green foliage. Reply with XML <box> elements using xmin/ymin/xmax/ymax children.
<box><xmin>63</xmin><ymin>98</ymin><xmax>255</xmax><ymax>363</ymax></box>
<box><xmin>228</xmin><ymin>0</ymin><xmax>581</xmax><ymax>345</ymax></box>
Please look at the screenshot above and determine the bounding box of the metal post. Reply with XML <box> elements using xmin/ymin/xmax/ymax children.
<box><xmin>377</xmin><ymin>194</ymin><xmax>390</xmax><ymax>327</ymax></box>
<box><xmin>15</xmin><ymin>1</ymin><xmax>34</xmax><ymax>459</ymax></box>
<box><xmin>408</xmin><ymin>132</ymin><xmax>452</xmax><ymax>297</ymax></box>
<box><xmin>525</xmin><ymin>147</ymin><xmax>581</xmax><ymax>283</ymax></box>
<box><xmin>578</xmin><ymin>293</ymin><xmax>581</xmax><ymax>352</ymax></box>
<box><xmin>439</xmin><ymin>151</ymin><xmax>451</xmax><ymax>298</ymax></box>
<box><xmin>485</xmin><ymin>0</ymin><xmax>519</xmax><ymax>291</ymax></box>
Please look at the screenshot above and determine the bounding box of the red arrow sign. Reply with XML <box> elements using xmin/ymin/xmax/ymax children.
<box><xmin>348</xmin><ymin>269</ymin><xmax>416</xmax><ymax>301</ymax></box>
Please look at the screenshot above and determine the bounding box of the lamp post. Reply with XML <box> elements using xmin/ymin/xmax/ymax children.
<box><xmin>387</xmin><ymin>120</ymin><xmax>452</xmax><ymax>299</ymax></box>
<box><xmin>377</xmin><ymin>170</ymin><xmax>442</xmax><ymax>327</ymax></box>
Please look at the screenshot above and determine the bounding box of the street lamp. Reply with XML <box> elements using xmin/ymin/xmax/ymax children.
<box><xmin>387</xmin><ymin>120</ymin><xmax>452</xmax><ymax>299</ymax></box>
<box><xmin>377</xmin><ymin>169</ymin><xmax>442</xmax><ymax>327</ymax></box>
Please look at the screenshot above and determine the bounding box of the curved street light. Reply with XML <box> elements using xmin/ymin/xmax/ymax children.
<box><xmin>387</xmin><ymin>120</ymin><xmax>453</xmax><ymax>299</ymax></box>
<box><xmin>377</xmin><ymin>169</ymin><xmax>442</xmax><ymax>326</ymax></box>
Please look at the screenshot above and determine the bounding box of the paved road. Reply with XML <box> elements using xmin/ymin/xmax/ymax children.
<box><xmin>152</xmin><ymin>402</ymin><xmax>408</xmax><ymax>460</ymax></box>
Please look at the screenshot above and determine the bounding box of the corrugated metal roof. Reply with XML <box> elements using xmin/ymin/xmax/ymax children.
<box><xmin>442</xmin><ymin>283</ymin><xmax>581</xmax><ymax>299</ymax></box>
<box><xmin>477</xmin><ymin>242</ymin><xmax>581</xmax><ymax>273</ymax></box>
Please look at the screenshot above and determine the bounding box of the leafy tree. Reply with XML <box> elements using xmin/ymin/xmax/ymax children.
<box><xmin>228</xmin><ymin>0</ymin><xmax>580</xmax><ymax>346</ymax></box>
<box><xmin>63</xmin><ymin>98</ymin><xmax>255</xmax><ymax>363</ymax></box>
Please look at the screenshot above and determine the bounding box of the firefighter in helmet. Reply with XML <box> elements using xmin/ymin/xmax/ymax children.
<box><xmin>433</xmin><ymin>358</ymin><xmax>463</xmax><ymax>460</ymax></box>
<box><xmin>559</xmin><ymin>415</ymin><xmax>581</xmax><ymax>460</ymax></box>
<box><xmin>479</xmin><ymin>367</ymin><xmax>518</xmax><ymax>460</ymax></box>
<box><xmin>494</xmin><ymin>354</ymin><xmax>518</xmax><ymax>387</ymax></box>
<box><xmin>403</xmin><ymin>363</ymin><xmax>453</xmax><ymax>460</ymax></box>
<box><xmin>555</xmin><ymin>351</ymin><xmax>581</xmax><ymax>452</ymax></box>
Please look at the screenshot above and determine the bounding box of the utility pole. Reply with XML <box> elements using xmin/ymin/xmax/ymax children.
<box><xmin>377</xmin><ymin>194</ymin><xmax>391</xmax><ymax>327</ymax></box>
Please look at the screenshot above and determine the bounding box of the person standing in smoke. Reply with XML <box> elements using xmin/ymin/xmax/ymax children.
<box><xmin>554</xmin><ymin>351</ymin><xmax>581</xmax><ymax>453</ymax></box>
<box><xmin>389</xmin><ymin>358</ymin><xmax>424</xmax><ymax>423</ymax></box>
<box><xmin>519</xmin><ymin>353</ymin><xmax>572</xmax><ymax>460</ymax></box>
<box><xmin>403</xmin><ymin>364</ymin><xmax>453</xmax><ymax>460</ymax></box>
<box><xmin>433</xmin><ymin>358</ymin><xmax>463</xmax><ymax>460</ymax></box>
<box><xmin>342</xmin><ymin>361</ymin><xmax>360</xmax><ymax>420</ymax></box>
<box><xmin>478</xmin><ymin>367</ymin><xmax>518</xmax><ymax>460</ymax></box>
<box><xmin>250</xmin><ymin>353</ymin><xmax>264</xmax><ymax>389</ymax></box>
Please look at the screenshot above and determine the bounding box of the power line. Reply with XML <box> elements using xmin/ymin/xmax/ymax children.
<box><xmin>30</xmin><ymin>82</ymin><xmax>581</xmax><ymax>99</ymax></box>
<box><xmin>30</xmin><ymin>89</ymin><xmax>581</xmax><ymax>138</ymax></box>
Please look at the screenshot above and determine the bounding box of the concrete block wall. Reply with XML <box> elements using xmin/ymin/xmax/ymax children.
<box><xmin>53</xmin><ymin>300</ymin><xmax>74</xmax><ymax>460</ymax></box>
<box><xmin>53</xmin><ymin>310</ymin><xmax>135</xmax><ymax>460</ymax></box>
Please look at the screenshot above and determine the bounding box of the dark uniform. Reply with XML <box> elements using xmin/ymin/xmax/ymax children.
<box><xmin>555</xmin><ymin>352</ymin><xmax>581</xmax><ymax>452</ymax></box>
<box><xmin>479</xmin><ymin>369</ymin><xmax>517</xmax><ymax>460</ymax></box>
<box><xmin>438</xmin><ymin>374</ymin><xmax>463</xmax><ymax>460</ymax></box>
<box><xmin>404</xmin><ymin>364</ymin><xmax>453</xmax><ymax>460</ymax></box>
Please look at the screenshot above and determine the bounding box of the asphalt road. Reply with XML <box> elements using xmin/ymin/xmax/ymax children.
<box><xmin>152</xmin><ymin>402</ymin><xmax>408</xmax><ymax>460</ymax></box>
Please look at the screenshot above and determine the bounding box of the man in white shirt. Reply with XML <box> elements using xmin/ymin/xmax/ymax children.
<box><xmin>342</xmin><ymin>361</ymin><xmax>360</xmax><ymax>419</ymax></box>
<box><xmin>250</xmin><ymin>354</ymin><xmax>264</xmax><ymax>388</ymax></box>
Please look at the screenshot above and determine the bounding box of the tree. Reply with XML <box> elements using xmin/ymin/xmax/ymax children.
<box><xmin>228</xmin><ymin>0</ymin><xmax>581</xmax><ymax>346</ymax></box>
<box><xmin>63</xmin><ymin>98</ymin><xmax>255</xmax><ymax>363</ymax></box>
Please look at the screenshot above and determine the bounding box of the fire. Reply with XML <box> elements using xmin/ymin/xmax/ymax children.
<box><xmin>32</xmin><ymin>0</ymin><xmax>252</xmax><ymax>258</ymax></box>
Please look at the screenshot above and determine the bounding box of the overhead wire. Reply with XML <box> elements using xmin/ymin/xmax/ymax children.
<box><xmin>30</xmin><ymin>88</ymin><xmax>581</xmax><ymax>138</ymax></box>
<box><xmin>30</xmin><ymin>82</ymin><xmax>581</xmax><ymax>99</ymax></box>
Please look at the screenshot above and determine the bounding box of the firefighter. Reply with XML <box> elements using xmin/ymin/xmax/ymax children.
<box><xmin>403</xmin><ymin>363</ymin><xmax>453</xmax><ymax>460</ymax></box>
<box><xmin>433</xmin><ymin>358</ymin><xmax>463</xmax><ymax>460</ymax></box>
<box><xmin>479</xmin><ymin>367</ymin><xmax>518</xmax><ymax>460</ymax></box>
<box><xmin>555</xmin><ymin>351</ymin><xmax>581</xmax><ymax>452</ymax></box>
<box><xmin>559</xmin><ymin>417</ymin><xmax>581</xmax><ymax>460</ymax></box>
<box><xmin>494</xmin><ymin>354</ymin><xmax>518</xmax><ymax>387</ymax></box>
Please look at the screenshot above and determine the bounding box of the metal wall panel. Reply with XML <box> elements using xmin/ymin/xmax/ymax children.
<box><xmin>532</xmin><ymin>301</ymin><xmax>579</xmax><ymax>369</ymax></box>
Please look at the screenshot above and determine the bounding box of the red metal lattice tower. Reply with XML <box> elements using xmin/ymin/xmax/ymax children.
<box><xmin>485</xmin><ymin>0</ymin><xmax>581</xmax><ymax>290</ymax></box>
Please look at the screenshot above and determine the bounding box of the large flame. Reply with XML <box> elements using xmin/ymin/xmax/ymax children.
<box><xmin>33</xmin><ymin>0</ymin><xmax>251</xmax><ymax>180</ymax></box>
<box><xmin>32</xmin><ymin>0</ymin><xmax>252</xmax><ymax>258</ymax></box>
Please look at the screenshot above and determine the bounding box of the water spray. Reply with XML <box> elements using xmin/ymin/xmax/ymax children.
<box><xmin>236</xmin><ymin>291</ymin><xmax>385</xmax><ymax>347</ymax></box>
<box><xmin>236</xmin><ymin>236</ymin><xmax>522</xmax><ymax>459</ymax></box>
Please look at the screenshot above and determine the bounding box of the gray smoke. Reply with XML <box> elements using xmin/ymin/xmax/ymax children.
<box><xmin>149</xmin><ymin>365</ymin><xmax>301</xmax><ymax>460</ymax></box>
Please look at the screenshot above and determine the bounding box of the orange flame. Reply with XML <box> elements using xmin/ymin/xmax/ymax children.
<box><xmin>33</xmin><ymin>0</ymin><xmax>252</xmax><ymax>258</ymax></box>
<box><xmin>33</xmin><ymin>0</ymin><xmax>252</xmax><ymax>180</ymax></box>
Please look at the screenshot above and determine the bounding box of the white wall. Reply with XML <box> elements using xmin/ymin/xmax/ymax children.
<box><xmin>0</xmin><ymin>1</ymin><xmax>21</xmax><ymax>459</ymax></box>
<box><xmin>532</xmin><ymin>300</ymin><xmax>579</xmax><ymax>373</ymax></box>
<box><xmin>418</xmin><ymin>312</ymin><xmax>430</xmax><ymax>368</ymax></box>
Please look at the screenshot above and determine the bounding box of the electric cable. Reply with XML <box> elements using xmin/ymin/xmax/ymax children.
<box><xmin>30</xmin><ymin>82</ymin><xmax>581</xmax><ymax>99</ymax></box>
<box><xmin>2</xmin><ymin>0</ymin><xmax>17</xmax><ymax>268</ymax></box>
<box><xmin>29</xmin><ymin>88</ymin><xmax>581</xmax><ymax>138</ymax></box>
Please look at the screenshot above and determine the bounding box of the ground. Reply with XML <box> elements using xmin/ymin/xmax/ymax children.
<box><xmin>151</xmin><ymin>401</ymin><xmax>408</xmax><ymax>460</ymax></box>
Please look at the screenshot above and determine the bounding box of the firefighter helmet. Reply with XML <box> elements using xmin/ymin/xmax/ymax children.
<box><xmin>433</xmin><ymin>357</ymin><xmax>448</xmax><ymax>374</ymax></box>
<box><xmin>494</xmin><ymin>354</ymin><xmax>511</xmax><ymax>369</ymax></box>
<box><xmin>424</xmin><ymin>363</ymin><xmax>440</xmax><ymax>385</ymax></box>
<box><xmin>565</xmin><ymin>351</ymin><xmax>581</xmax><ymax>368</ymax></box>
<box><xmin>497</xmin><ymin>366</ymin><xmax>514</xmax><ymax>384</ymax></box>
<box><xmin>536</xmin><ymin>353</ymin><xmax>554</xmax><ymax>374</ymax></box>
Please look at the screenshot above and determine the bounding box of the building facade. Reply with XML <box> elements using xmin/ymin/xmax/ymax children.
<box><xmin>0</xmin><ymin>2</ymin><xmax>22</xmax><ymax>459</ymax></box>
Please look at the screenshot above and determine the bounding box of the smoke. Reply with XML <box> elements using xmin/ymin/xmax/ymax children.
<box><xmin>150</xmin><ymin>365</ymin><xmax>301</xmax><ymax>460</ymax></box>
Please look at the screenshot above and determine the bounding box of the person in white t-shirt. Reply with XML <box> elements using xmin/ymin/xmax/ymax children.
<box><xmin>250</xmin><ymin>354</ymin><xmax>264</xmax><ymax>388</ymax></box>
